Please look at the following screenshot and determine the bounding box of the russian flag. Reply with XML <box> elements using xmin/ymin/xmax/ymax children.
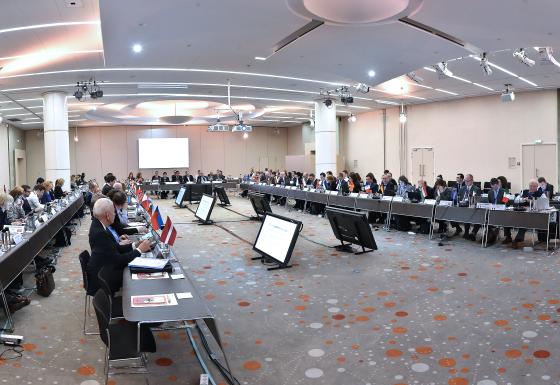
<box><xmin>161</xmin><ymin>216</ymin><xmax>177</xmax><ymax>246</ymax></box>
<box><xmin>151</xmin><ymin>206</ymin><xmax>164</xmax><ymax>230</ymax></box>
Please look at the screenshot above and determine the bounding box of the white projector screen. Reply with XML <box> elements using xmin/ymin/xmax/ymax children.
<box><xmin>138</xmin><ymin>138</ymin><xmax>189</xmax><ymax>169</ymax></box>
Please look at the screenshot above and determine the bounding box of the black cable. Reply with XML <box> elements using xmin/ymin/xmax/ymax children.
<box><xmin>299</xmin><ymin>233</ymin><xmax>335</xmax><ymax>249</ymax></box>
<box><xmin>195</xmin><ymin>324</ymin><xmax>241</xmax><ymax>385</ymax></box>
<box><xmin>213</xmin><ymin>223</ymin><xmax>253</xmax><ymax>246</ymax></box>
<box><xmin>221</xmin><ymin>206</ymin><xmax>252</xmax><ymax>219</ymax></box>
<box><xmin>0</xmin><ymin>345</ymin><xmax>23</xmax><ymax>361</ymax></box>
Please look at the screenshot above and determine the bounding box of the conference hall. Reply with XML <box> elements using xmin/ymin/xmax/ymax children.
<box><xmin>1</xmin><ymin>1</ymin><xmax>559</xmax><ymax>385</ymax></box>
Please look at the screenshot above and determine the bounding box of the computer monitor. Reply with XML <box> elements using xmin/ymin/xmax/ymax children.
<box><xmin>326</xmin><ymin>207</ymin><xmax>377</xmax><ymax>254</ymax></box>
<box><xmin>253</xmin><ymin>213</ymin><xmax>302</xmax><ymax>270</ymax></box>
<box><xmin>195</xmin><ymin>194</ymin><xmax>216</xmax><ymax>224</ymax></box>
<box><xmin>407</xmin><ymin>191</ymin><xmax>421</xmax><ymax>203</ymax></box>
<box><xmin>214</xmin><ymin>186</ymin><xmax>231</xmax><ymax>206</ymax></box>
<box><xmin>175</xmin><ymin>186</ymin><xmax>187</xmax><ymax>208</ymax></box>
<box><xmin>249</xmin><ymin>192</ymin><xmax>272</xmax><ymax>220</ymax></box>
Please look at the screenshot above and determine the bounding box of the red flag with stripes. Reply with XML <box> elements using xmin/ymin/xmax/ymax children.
<box><xmin>160</xmin><ymin>216</ymin><xmax>177</xmax><ymax>246</ymax></box>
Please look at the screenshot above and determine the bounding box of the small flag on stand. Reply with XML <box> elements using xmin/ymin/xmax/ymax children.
<box><xmin>151</xmin><ymin>206</ymin><xmax>164</xmax><ymax>230</ymax></box>
<box><xmin>160</xmin><ymin>216</ymin><xmax>177</xmax><ymax>246</ymax></box>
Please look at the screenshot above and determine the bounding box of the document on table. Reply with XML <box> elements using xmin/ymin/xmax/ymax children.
<box><xmin>132</xmin><ymin>272</ymin><xmax>169</xmax><ymax>280</ymax></box>
<box><xmin>129</xmin><ymin>257</ymin><xmax>169</xmax><ymax>269</ymax></box>
<box><xmin>170</xmin><ymin>273</ymin><xmax>185</xmax><ymax>279</ymax></box>
<box><xmin>131</xmin><ymin>293</ymin><xmax>178</xmax><ymax>307</ymax></box>
<box><xmin>176</xmin><ymin>292</ymin><xmax>193</xmax><ymax>299</ymax></box>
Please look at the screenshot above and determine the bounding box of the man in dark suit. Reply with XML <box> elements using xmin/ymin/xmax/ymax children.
<box><xmin>171</xmin><ymin>170</ymin><xmax>182</xmax><ymax>183</ymax></box>
<box><xmin>216</xmin><ymin>170</ymin><xmax>226</xmax><ymax>182</ymax></box>
<box><xmin>160</xmin><ymin>171</ymin><xmax>170</xmax><ymax>199</ymax></box>
<box><xmin>101</xmin><ymin>174</ymin><xmax>116</xmax><ymax>195</ymax></box>
<box><xmin>196</xmin><ymin>170</ymin><xmax>208</xmax><ymax>184</ymax></box>
<box><xmin>458</xmin><ymin>174</ymin><xmax>482</xmax><ymax>241</ymax></box>
<box><xmin>379</xmin><ymin>174</ymin><xmax>396</xmax><ymax>195</ymax></box>
<box><xmin>21</xmin><ymin>184</ymin><xmax>32</xmax><ymax>214</ymax></box>
<box><xmin>183</xmin><ymin>169</ymin><xmax>194</xmax><ymax>183</ymax></box>
<box><xmin>484</xmin><ymin>178</ymin><xmax>507</xmax><ymax>245</ymax></box>
<box><xmin>87</xmin><ymin>198</ymin><xmax>150</xmax><ymax>295</ymax></box>
<box><xmin>538</xmin><ymin>177</ymin><xmax>554</xmax><ymax>198</ymax></box>
<box><xmin>417</xmin><ymin>178</ymin><xmax>434</xmax><ymax>200</ymax></box>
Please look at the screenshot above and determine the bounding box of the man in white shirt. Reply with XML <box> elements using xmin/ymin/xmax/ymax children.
<box><xmin>28</xmin><ymin>184</ymin><xmax>46</xmax><ymax>213</ymax></box>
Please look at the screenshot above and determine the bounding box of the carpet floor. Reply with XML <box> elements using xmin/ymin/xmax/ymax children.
<box><xmin>1</xmin><ymin>194</ymin><xmax>559</xmax><ymax>385</ymax></box>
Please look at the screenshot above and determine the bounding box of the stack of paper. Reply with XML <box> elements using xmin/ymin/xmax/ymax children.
<box><xmin>129</xmin><ymin>257</ymin><xmax>169</xmax><ymax>270</ymax></box>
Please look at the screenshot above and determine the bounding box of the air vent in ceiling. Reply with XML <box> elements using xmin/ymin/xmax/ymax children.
<box><xmin>272</xmin><ymin>19</ymin><xmax>324</xmax><ymax>55</ymax></box>
<box><xmin>7</xmin><ymin>118</ymin><xmax>21</xmax><ymax>122</ymax></box>
<box><xmin>64</xmin><ymin>0</ymin><xmax>83</xmax><ymax>8</ymax></box>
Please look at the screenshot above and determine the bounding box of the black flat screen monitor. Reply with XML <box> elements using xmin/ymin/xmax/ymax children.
<box><xmin>326</xmin><ymin>207</ymin><xmax>377</xmax><ymax>253</ymax></box>
<box><xmin>214</xmin><ymin>186</ymin><xmax>231</xmax><ymax>206</ymax></box>
<box><xmin>249</xmin><ymin>192</ymin><xmax>272</xmax><ymax>217</ymax></box>
<box><xmin>253</xmin><ymin>213</ymin><xmax>301</xmax><ymax>266</ymax></box>
<box><xmin>175</xmin><ymin>186</ymin><xmax>187</xmax><ymax>207</ymax></box>
<box><xmin>195</xmin><ymin>194</ymin><xmax>216</xmax><ymax>223</ymax></box>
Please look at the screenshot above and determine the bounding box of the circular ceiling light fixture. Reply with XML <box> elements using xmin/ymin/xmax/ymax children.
<box><xmin>287</xmin><ymin>0</ymin><xmax>424</xmax><ymax>25</ymax></box>
<box><xmin>132</xmin><ymin>43</ymin><xmax>143</xmax><ymax>53</ymax></box>
<box><xmin>368</xmin><ymin>70</ymin><xmax>376</xmax><ymax>77</ymax></box>
<box><xmin>159</xmin><ymin>115</ymin><xmax>191</xmax><ymax>125</ymax></box>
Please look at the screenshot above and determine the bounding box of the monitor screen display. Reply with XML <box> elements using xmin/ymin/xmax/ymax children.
<box><xmin>138</xmin><ymin>138</ymin><xmax>189</xmax><ymax>169</ymax></box>
<box><xmin>195</xmin><ymin>194</ymin><xmax>215</xmax><ymax>221</ymax></box>
<box><xmin>175</xmin><ymin>187</ymin><xmax>187</xmax><ymax>206</ymax></box>
<box><xmin>254</xmin><ymin>214</ymin><xmax>299</xmax><ymax>264</ymax></box>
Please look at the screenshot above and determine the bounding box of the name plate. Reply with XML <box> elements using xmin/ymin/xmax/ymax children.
<box><xmin>309</xmin><ymin>188</ymin><xmax>317</xmax><ymax>193</ymax></box>
<box><xmin>349</xmin><ymin>192</ymin><xmax>359</xmax><ymax>198</ymax></box>
<box><xmin>13</xmin><ymin>234</ymin><xmax>23</xmax><ymax>245</ymax></box>
<box><xmin>439</xmin><ymin>200</ymin><xmax>453</xmax><ymax>206</ymax></box>
<box><xmin>51</xmin><ymin>208</ymin><xmax>56</xmax><ymax>215</ymax></box>
<box><xmin>290</xmin><ymin>186</ymin><xmax>297</xmax><ymax>190</ymax></box>
<box><xmin>40</xmin><ymin>214</ymin><xmax>49</xmax><ymax>222</ymax></box>
<box><xmin>422</xmin><ymin>199</ymin><xmax>436</xmax><ymax>205</ymax></box>
<box><xmin>34</xmin><ymin>219</ymin><xmax>41</xmax><ymax>228</ymax></box>
<box><xmin>476</xmin><ymin>203</ymin><xmax>493</xmax><ymax>209</ymax></box>
<box><xmin>392</xmin><ymin>196</ymin><xmax>403</xmax><ymax>202</ymax></box>
<box><xmin>329</xmin><ymin>190</ymin><xmax>339</xmax><ymax>195</ymax></box>
<box><xmin>381</xmin><ymin>196</ymin><xmax>393</xmax><ymax>201</ymax></box>
<box><xmin>491</xmin><ymin>204</ymin><xmax>507</xmax><ymax>211</ymax></box>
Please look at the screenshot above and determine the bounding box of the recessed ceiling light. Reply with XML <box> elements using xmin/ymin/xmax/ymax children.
<box><xmin>132</xmin><ymin>44</ymin><xmax>143</xmax><ymax>53</ymax></box>
<box><xmin>255</xmin><ymin>57</ymin><xmax>267</xmax><ymax>61</ymax></box>
<box><xmin>368</xmin><ymin>70</ymin><xmax>376</xmax><ymax>77</ymax></box>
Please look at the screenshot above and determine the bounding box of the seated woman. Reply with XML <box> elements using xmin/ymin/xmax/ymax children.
<box><xmin>110</xmin><ymin>191</ymin><xmax>146</xmax><ymax>236</ymax></box>
<box><xmin>7</xmin><ymin>187</ymin><xmax>26</xmax><ymax>224</ymax></box>
<box><xmin>41</xmin><ymin>180</ymin><xmax>54</xmax><ymax>204</ymax></box>
<box><xmin>54</xmin><ymin>178</ymin><xmax>66</xmax><ymax>199</ymax></box>
<box><xmin>364</xmin><ymin>173</ymin><xmax>379</xmax><ymax>194</ymax></box>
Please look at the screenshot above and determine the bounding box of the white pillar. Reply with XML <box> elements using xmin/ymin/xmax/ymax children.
<box><xmin>42</xmin><ymin>91</ymin><xmax>70</xmax><ymax>190</ymax></box>
<box><xmin>314</xmin><ymin>101</ymin><xmax>337</xmax><ymax>176</ymax></box>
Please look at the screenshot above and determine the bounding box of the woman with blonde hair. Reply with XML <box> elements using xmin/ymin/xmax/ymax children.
<box><xmin>54</xmin><ymin>178</ymin><xmax>66</xmax><ymax>199</ymax></box>
<box><xmin>41</xmin><ymin>180</ymin><xmax>54</xmax><ymax>204</ymax></box>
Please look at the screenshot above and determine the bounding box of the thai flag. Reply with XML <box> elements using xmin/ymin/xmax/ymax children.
<box><xmin>160</xmin><ymin>216</ymin><xmax>177</xmax><ymax>246</ymax></box>
<box><xmin>151</xmin><ymin>206</ymin><xmax>164</xmax><ymax>230</ymax></box>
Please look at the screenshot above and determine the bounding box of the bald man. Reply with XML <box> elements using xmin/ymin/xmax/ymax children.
<box><xmin>112</xmin><ymin>182</ymin><xmax>123</xmax><ymax>191</ymax></box>
<box><xmin>87</xmin><ymin>198</ymin><xmax>151</xmax><ymax>295</ymax></box>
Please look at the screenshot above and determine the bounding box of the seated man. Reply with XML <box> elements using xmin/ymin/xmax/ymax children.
<box><xmin>538</xmin><ymin>177</ymin><xmax>554</xmax><ymax>198</ymax></box>
<box><xmin>196</xmin><ymin>170</ymin><xmax>208</xmax><ymax>184</ymax></box>
<box><xmin>28</xmin><ymin>184</ymin><xmax>46</xmax><ymax>213</ymax></box>
<box><xmin>87</xmin><ymin>198</ymin><xmax>151</xmax><ymax>295</ymax></box>
<box><xmin>101</xmin><ymin>174</ymin><xmax>116</xmax><ymax>195</ymax></box>
<box><xmin>485</xmin><ymin>178</ymin><xmax>507</xmax><ymax>245</ymax></box>
<box><xmin>160</xmin><ymin>171</ymin><xmax>170</xmax><ymax>199</ymax></box>
<box><xmin>458</xmin><ymin>174</ymin><xmax>482</xmax><ymax>241</ymax></box>
<box><xmin>512</xmin><ymin>179</ymin><xmax>545</xmax><ymax>249</ymax></box>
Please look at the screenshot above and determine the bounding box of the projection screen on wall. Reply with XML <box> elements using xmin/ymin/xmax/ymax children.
<box><xmin>138</xmin><ymin>138</ymin><xmax>189</xmax><ymax>169</ymax></box>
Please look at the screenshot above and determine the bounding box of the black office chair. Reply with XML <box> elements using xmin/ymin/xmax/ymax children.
<box><xmin>78</xmin><ymin>250</ymin><xmax>98</xmax><ymax>335</ymax></box>
<box><xmin>97</xmin><ymin>266</ymin><xmax>124</xmax><ymax>319</ymax></box>
<box><xmin>92</xmin><ymin>289</ymin><xmax>156</xmax><ymax>385</ymax></box>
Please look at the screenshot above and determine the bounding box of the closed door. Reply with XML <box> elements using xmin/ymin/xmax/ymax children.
<box><xmin>14</xmin><ymin>149</ymin><xmax>26</xmax><ymax>187</ymax></box>
<box><xmin>522</xmin><ymin>143</ymin><xmax>557</xmax><ymax>188</ymax></box>
<box><xmin>411</xmin><ymin>148</ymin><xmax>434</xmax><ymax>185</ymax></box>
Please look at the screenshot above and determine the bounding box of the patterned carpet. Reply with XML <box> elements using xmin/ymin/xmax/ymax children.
<box><xmin>1</xmin><ymin>194</ymin><xmax>559</xmax><ymax>385</ymax></box>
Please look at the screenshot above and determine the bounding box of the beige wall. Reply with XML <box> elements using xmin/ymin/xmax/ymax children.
<box><xmin>406</xmin><ymin>90</ymin><xmax>557</xmax><ymax>191</ymax></box>
<box><xmin>26</xmin><ymin>125</ymin><xmax>288</xmax><ymax>183</ymax></box>
<box><xmin>339</xmin><ymin>90</ymin><xmax>558</xmax><ymax>192</ymax></box>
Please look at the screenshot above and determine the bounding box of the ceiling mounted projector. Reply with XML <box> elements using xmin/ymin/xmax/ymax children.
<box><xmin>354</xmin><ymin>83</ymin><xmax>370</xmax><ymax>93</ymax></box>
<box><xmin>480</xmin><ymin>52</ymin><xmax>492</xmax><ymax>76</ymax></box>
<box><xmin>231</xmin><ymin>123</ymin><xmax>252</xmax><ymax>132</ymax></box>
<box><xmin>160</xmin><ymin>115</ymin><xmax>191</xmax><ymax>125</ymax></box>
<box><xmin>501</xmin><ymin>84</ymin><xmax>515</xmax><ymax>102</ymax></box>
<box><xmin>406</xmin><ymin>72</ymin><xmax>424</xmax><ymax>84</ymax></box>
<box><xmin>208</xmin><ymin>119</ymin><xmax>230</xmax><ymax>132</ymax></box>
<box><xmin>433</xmin><ymin>61</ymin><xmax>453</xmax><ymax>78</ymax></box>
<box><xmin>513</xmin><ymin>48</ymin><xmax>535</xmax><ymax>67</ymax></box>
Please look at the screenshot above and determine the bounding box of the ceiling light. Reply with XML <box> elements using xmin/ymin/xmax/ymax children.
<box><xmin>471</xmin><ymin>55</ymin><xmax>538</xmax><ymax>87</ymax></box>
<box><xmin>254</xmin><ymin>56</ymin><xmax>267</xmax><ymax>61</ymax></box>
<box><xmin>348</xmin><ymin>114</ymin><xmax>357</xmax><ymax>123</ymax></box>
<box><xmin>0</xmin><ymin>21</ymin><xmax>99</xmax><ymax>35</ymax></box>
<box><xmin>242</xmin><ymin>132</ymin><xmax>249</xmax><ymax>139</ymax></box>
<box><xmin>501</xmin><ymin>84</ymin><xmax>515</xmax><ymax>102</ymax></box>
<box><xmin>368</xmin><ymin>70</ymin><xmax>376</xmax><ymax>77</ymax></box>
<box><xmin>435</xmin><ymin>88</ymin><xmax>458</xmax><ymax>96</ymax></box>
<box><xmin>480</xmin><ymin>52</ymin><xmax>492</xmax><ymax>76</ymax></box>
<box><xmin>406</xmin><ymin>72</ymin><xmax>424</xmax><ymax>84</ymax></box>
<box><xmin>132</xmin><ymin>44</ymin><xmax>143</xmax><ymax>53</ymax></box>
<box><xmin>513</xmin><ymin>48</ymin><xmax>535</xmax><ymax>67</ymax></box>
<box><xmin>423</xmin><ymin>66</ymin><xmax>436</xmax><ymax>72</ymax></box>
<box><xmin>433</xmin><ymin>62</ymin><xmax>453</xmax><ymax>78</ymax></box>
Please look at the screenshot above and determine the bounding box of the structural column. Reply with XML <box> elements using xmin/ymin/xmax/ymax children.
<box><xmin>42</xmin><ymin>91</ymin><xmax>70</xmax><ymax>190</ymax></box>
<box><xmin>314</xmin><ymin>101</ymin><xmax>337</xmax><ymax>176</ymax></box>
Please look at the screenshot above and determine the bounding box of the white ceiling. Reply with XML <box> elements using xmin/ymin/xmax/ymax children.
<box><xmin>0</xmin><ymin>0</ymin><xmax>560</xmax><ymax>129</ymax></box>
